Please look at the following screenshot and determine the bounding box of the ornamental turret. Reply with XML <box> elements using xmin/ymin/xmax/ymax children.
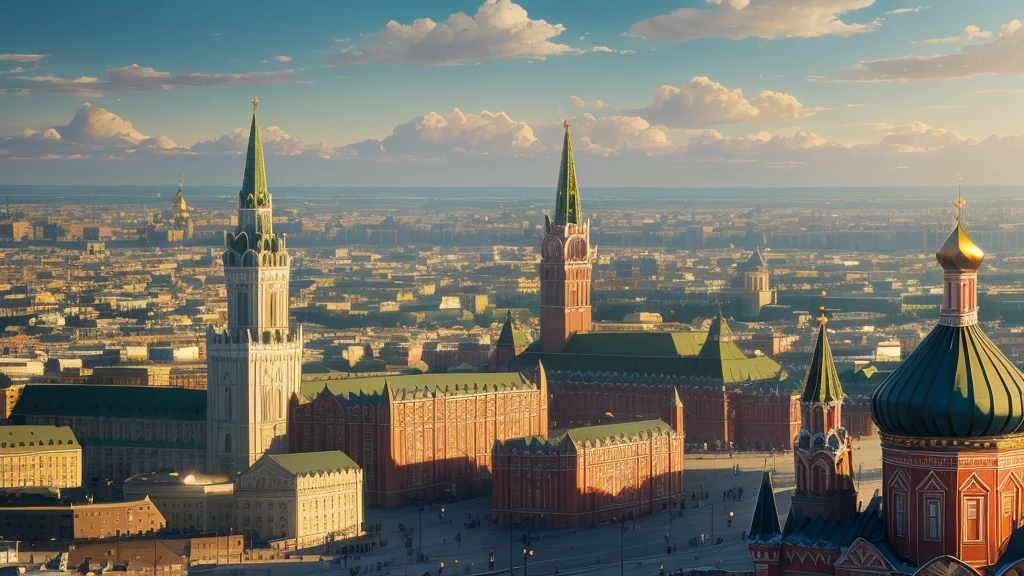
<box><xmin>539</xmin><ymin>121</ymin><xmax>594</xmax><ymax>352</ymax></box>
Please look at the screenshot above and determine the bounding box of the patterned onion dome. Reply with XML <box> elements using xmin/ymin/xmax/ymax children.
<box><xmin>935</xmin><ymin>223</ymin><xmax>984</xmax><ymax>271</ymax></box>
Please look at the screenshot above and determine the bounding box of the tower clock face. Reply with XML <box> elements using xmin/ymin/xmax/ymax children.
<box><xmin>543</xmin><ymin>238</ymin><xmax>561</xmax><ymax>259</ymax></box>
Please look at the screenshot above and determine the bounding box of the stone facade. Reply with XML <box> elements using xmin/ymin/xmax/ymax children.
<box><xmin>0</xmin><ymin>425</ymin><xmax>81</xmax><ymax>489</ymax></box>
<box><xmin>290</xmin><ymin>370</ymin><xmax>548</xmax><ymax>508</ymax></box>
<box><xmin>123</xmin><ymin>472</ymin><xmax>234</xmax><ymax>534</ymax></box>
<box><xmin>234</xmin><ymin>452</ymin><xmax>363</xmax><ymax>551</ymax></box>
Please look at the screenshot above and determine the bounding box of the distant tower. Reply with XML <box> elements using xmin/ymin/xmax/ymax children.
<box><xmin>490</xmin><ymin>311</ymin><xmax>525</xmax><ymax>372</ymax></box>
<box><xmin>791</xmin><ymin>306</ymin><xmax>857</xmax><ymax>519</ymax></box>
<box><xmin>539</xmin><ymin>121</ymin><xmax>594</xmax><ymax>352</ymax></box>
<box><xmin>740</xmin><ymin>247</ymin><xmax>775</xmax><ymax>316</ymax></box>
<box><xmin>206</xmin><ymin>98</ymin><xmax>303</xmax><ymax>475</ymax></box>
<box><xmin>660</xmin><ymin>387</ymin><xmax>685</xmax><ymax>435</ymax></box>
<box><xmin>172</xmin><ymin>174</ymin><xmax>194</xmax><ymax>238</ymax></box>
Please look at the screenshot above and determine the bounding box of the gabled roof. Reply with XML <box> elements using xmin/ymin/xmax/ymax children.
<box><xmin>553</xmin><ymin>120</ymin><xmax>582</xmax><ymax>226</ymax></box>
<box><xmin>0</xmin><ymin>425</ymin><xmax>78</xmax><ymax>454</ymax></box>
<box><xmin>268</xmin><ymin>451</ymin><xmax>360</xmax><ymax>476</ymax></box>
<box><xmin>565</xmin><ymin>419</ymin><xmax>676</xmax><ymax>446</ymax></box>
<box><xmin>782</xmin><ymin>492</ymin><xmax>885</xmax><ymax>550</ymax></box>
<box><xmin>561</xmin><ymin>331</ymin><xmax>705</xmax><ymax>357</ymax></box>
<box><xmin>802</xmin><ymin>318</ymin><xmax>844</xmax><ymax>404</ymax></box>
<box><xmin>497</xmin><ymin>311</ymin><xmax>528</xmax><ymax>347</ymax></box>
<box><xmin>697</xmin><ymin>311</ymin><xmax>748</xmax><ymax>362</ymax></box>
<box><xmin>12</xmin><ymin>384</ymin><xmax>206</xmax><ymax>422</ymax></box>
<box><xmin>300</xmin><ymin>372</ymin><xmax>536</xmax><ymax>403</ymax></box>
<box><xmin>748</xmin><ymin>472</ymin><xmax>782</xmax><ymax>543</ymax></box>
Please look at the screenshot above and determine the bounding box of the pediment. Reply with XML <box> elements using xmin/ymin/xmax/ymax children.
<box><xmin>917</xmin><ymin>471</ymin><xmax>946</xmax><ymax>493</ymax></box>
<box><xmin>835</xmin><ymin>538</ymin><xmax>894</xmax><ymax>572</ymax></box>
<box><xmin>237</xmin><ymin>457</ymin><xmax>297</xmax><ymax>490</ymax></box>
<box><xmin>960</xmin><ymin>472</ymin><xmax>990</xmax><ymax>494</ymax></box>
<box><xmin>889</xmin><ymin>469</ymin><xmax>909</xmax><ymax>493</ymax></box>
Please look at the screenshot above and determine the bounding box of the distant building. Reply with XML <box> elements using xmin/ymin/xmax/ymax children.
<box><xmin>0</xmin><ymin>497</ymin><xmax>165</xmax><ymax>543</ymax></box>
<box><xmin>736</xmin><ymin>247</ymin><xmax>777</xmax><ymax>317</ymax></box>
<box><xmin>490</xmin><ymin>311</ymin><xmax>529</xmax><ymax>372</ymax></box>
<box><xmin>234</xmin><ymin>451</ymin><xmax>363</xmax><ymax>550</ymax></box>
<box><xmin>290</xmin><ymin>370</ymin><xmax>548</xmax><ymax>508</ymax></box>
<box><xmin>10</xmin><ymin>384</ymin><xmax>206</xmax><ymax>487</ymax></box>
<box><xmin>493</xmin><ymin>394</ymin><xmax>685</xmax><ymax>529</ymax></box>
<box><xmin>123</xmin><ymin>472</ymin><xmax>234</xmax><ymax>534</ymax></box>
<box><xmin>0</xmin><ymin>425</ymin><xmax>81</xmax><ymax>489</ymax></box>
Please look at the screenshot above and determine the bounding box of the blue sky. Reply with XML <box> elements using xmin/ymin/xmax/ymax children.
<box><xmin>2</xmin><ymin>0</ymin><xmax>1024</xmax><ymax>187</ymax></box>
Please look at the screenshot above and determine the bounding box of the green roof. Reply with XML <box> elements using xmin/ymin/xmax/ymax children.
<box><xmin>240</xmin><ymin>101</ymin><xmax>270</xmax><ymax>209</ymax></box>
<box><xmin>871</xmin><ymin>322</ymin><xmax>1024</xmax><ymax>438</ymax></box>
<box><xmin>561</xmin><ymin>331</ymin><xmax>705</xmax><ymax>357</ymax></box>
<box><xmin>553</xmin><ymin>122</ymin><xmax>582</xmax><ymax>226</ymax></box>
<box><xmin>12</xmin><ymin>384</ymin><xmax>206</xmax><ymax>421</ymax></box>
<box><xmin>268</xmin><ymin>451</ymin><xmax>360</xmax><ymax>475</ymax></box>
<box><xmin>301</xmin><ymin>371</ymin><xmax>536</xmax><ymax>402</ymax></box>
<box><xmin>801</xmin><ymin>321</ymin><xmax>844</xmax><ymax>404</ymax></box>
<box><xmin>566</xmin><ymin>419</ymin><xmax>675</xmax><ymax>446</ymax></box>
<box><xmin>0</xmin><ymin>425</ymin><xmax>79</xmax><ymax>454</ymax></box>
<box><xmin>697</xmin><ymin>312</ymin><xmax>748</xmax><ymax>362</ymax></box>
<box><xmin>497</xmin><ymin>311</ymin><xmax>529</xmax><ymax>348</ymax></box>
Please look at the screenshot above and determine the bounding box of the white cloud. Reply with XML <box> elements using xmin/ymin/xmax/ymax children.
<box><xmin>593</xmin><ymin>99</ymin><xmax>610</xmax><ymax>109</ymax></box>
<box><xmin>590</xmin><ymin>46</ymin><xmax>614</xmax><ymax>53</ymax></box>
<box><xmin>61</xmin><ymin>103</ymin><xmax>148</xmax><ymax>145</ymax></box>
<box><xmin>0</xmin><ymin>54</ymin><xmax>46</xmax><ymax>62</ymax></box>
<box><xmin>874</xmin><ymin>121</ymin><xmax>971</xmax><ymax>152</ymax></box>
<box><xmin>191</xmin><ymin>126</ymin><xmax>329</xmax><ymax>157</ymax></box>
<box><xmin>328</xmin><ymin>0</ymin><xmax>578</xmax><ymax>66</ymax></box>
<box><xmin>886</xmin><ymin>6</ymin><xmax>927</xmax><ymax>15</ymax></box>
<box><xmin>272</xmin><ymin>55</ymin><xmax>293</xmax><ymax>62</ymax></box>
<box><xmin>925</xmin><ymin>24</ymin><xmax>992</xmax><ymax>44</ymax></box>
<box><xmin>569</xmin><ymin>96</ymin><xmax>586</xmax><ymax>108</ymax></box>
<box><xmin>22</xmin><ymin>128</ymin><xmax>62</xmax><ymax>141</ymax></box>
<box><xmin>377</xmin><ymin>108</ymin><xmax>542</xmax><ymax>156</ymax></box>
<box><xmin>625</xmin><ymin>76</ymin><xmax>804</xmax><ymax>127</ymax></box>
<box><xmin>627</xmin><ymin>0</ymin><xmax>875</xmax><ymax>44</ymax></box>
<box><xmin>924</xmin><ymin>36</ymin><xmax>960</xmax><ymax>44</ymax></box>
<box><xmin>2</xmin><ymin>64</ymin><xmax>297</xmax><ymax>96</ymax></box>
<box><xmin>833</xmin><ymin>19</ymin><xmax>1024</xmax><ymax>82</ymax></box>
<box><xmin>539</xmin><ymin>114</ymin><xmax>677</xmax><ymax>156</ymax></box>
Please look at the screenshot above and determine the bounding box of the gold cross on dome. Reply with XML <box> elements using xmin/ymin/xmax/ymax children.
<box><xmin>252</xmin><ymin>97</ymin><xmax>259</xmax><ymax>109</ymax></box>
<box><xmin>954</xmin><ymin>197</ymin><xmax>966</xmax><ymax>223</ymax></box>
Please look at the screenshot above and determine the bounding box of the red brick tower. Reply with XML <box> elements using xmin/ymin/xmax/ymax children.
<box><xmin>792</xmin><ymin>306</ymin><xmax>857</xmax><ymax>519</ymax></box>
<box><xmin>661</xmin><ymin>387</ymin><xmax>685</xmax><ymax>435</ymax></box>
<box><xmin>539</xmin><ymin>121</ymin><xmax>594</xmax><ymax>353</ymax></box>
<box><xmin>871</xmin><ymin>196</ymin><xmax>1024</xmax><ymax>569</ymax></box>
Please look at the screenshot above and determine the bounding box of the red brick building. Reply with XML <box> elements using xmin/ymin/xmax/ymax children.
<box><xmin>492</xmin><ymin>392</ymin><xmax>684</xmax><ymax>528</ymax></box>
<box><xmin>289</xmin><ymin>369</ymin><xmax>547</xmax><ymax>508</ymax></box>
<box><xmin>747</xmin><ymin>213</ymin><xmax>1024</xmax><ymax>576</ymax></box>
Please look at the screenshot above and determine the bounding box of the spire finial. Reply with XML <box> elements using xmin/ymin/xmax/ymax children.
<box><xmin>178</xmin><ymin>173</ymin><xmax>183</xmax><ymax>190</ymax></box>
<box><xmin>563</xmin><ymin>119</ymin><xmax>570</xmax><ymax>130</ymax></box>
<box><xmin>955</xmin><ymin>175</ymin><xmax>965</xmax><ymax>224</ymax></box>
<box><xmin>818</xmin><ymin>291</ymin><xmax>828</xmax><ymax>325</ymax></box>
<box><xmin>252</xmin><ymin>97</ymin><xmax>259</xmax><ymax>110</ymax></box>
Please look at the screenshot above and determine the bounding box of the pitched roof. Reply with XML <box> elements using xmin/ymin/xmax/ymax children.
<box><xmin>553</xmin><ymin>121</ymin><xmax>582</xmax><ymax>226</ymax></box>
<box><xmin>268</xmin><ymin>451</ymin><xmax>360</xmax><ymax>475</ymax></box>
<box><xmin>565</xmin><ymin>419</ymin><xmax>675</xmax><ymax>446</ymax></box>
<box><xmin>748</xmin><ymin>472</ymin><xmax>782</xmax><ymax>543</ymax></box>
<box><xmin>300</xmin><ymin>372</ymin><xmax>536</xmax><ymax>402</ymax></box>
<box><xmin>698</xmin><ymin>311</ymin><xmax>747</xmax><ymax>362</ymax></box>
<box><xmin>782</xmin><ymin>492</ymin><xmax>886</xmax><ymax>550</ymax></box>
<box><xmin>497</xmin><ymin>311</ymin><xmax>528</xmax><ymax>347</ymax></box>
<box><xmin>561</xmin><ymin>331</ymin><xmax>705</xmax><ymax>357</ymax></box>
<box><xmin>12</xmin><ymin>384</ymin><xmax>206</xmax><ymax>422</ymax></box>
<box><xmin>802</xmin><ymin>320</ymin><xmax>844</xmax><ymax>404</ymax></box>
<box><xmin>0</xmin><ymin>425</ymin><xmax>78</xmax><ymax>454</ymax></box>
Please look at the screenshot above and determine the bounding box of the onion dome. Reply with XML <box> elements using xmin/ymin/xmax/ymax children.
<box><xmin>871</xmin><ymin>197</ymin><xmax>1024</xmax><ymax>438</ymax></box>
<box><xmin>936</xmin><ymin>222</ymin><xmax>984</xmax><ymax>271</ymax></box>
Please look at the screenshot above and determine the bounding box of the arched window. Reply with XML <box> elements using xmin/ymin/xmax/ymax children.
<box><xmin>224</xmin><ymin>388</ymin><xmax>232</xmax><ymax>420</ymax></box>
<box><xmin>224</xmin><ymin>433</ymin><xmax>232</xmax><ymax>453</ymax></box>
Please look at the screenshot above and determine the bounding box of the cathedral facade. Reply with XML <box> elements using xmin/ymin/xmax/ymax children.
<box><xmin>747</xmin><ymin>202</ymin><xmax>1024</xmax><ymax>576</ymax></box>
<box><xmin>206</xmin><ymin>99</ymin><xmax>304</xmax><ymax>476</ymax></box>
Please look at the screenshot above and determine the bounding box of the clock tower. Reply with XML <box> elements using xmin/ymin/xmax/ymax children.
<box><xmin>540</xmin><ymin>121</ymin><xmax>594</xmax><ymax>353</ymax></box>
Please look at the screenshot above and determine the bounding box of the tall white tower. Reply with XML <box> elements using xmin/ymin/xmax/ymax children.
<box><xmin>206</xmin><ymin>98</ymin><xmax>303</xmax><ymax>475</ymax></box>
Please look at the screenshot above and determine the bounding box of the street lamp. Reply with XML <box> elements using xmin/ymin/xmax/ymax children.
<box><xmin>418</xmin><ymin>504</ymin><xmax>426</xmax><ymax>561</ymax></box>
<box><xmin>728</xmin><ymin>511</ymin><xmax>735</xmax><ymax>529</ymax></box>
<box><xmin>522</xmin><ymin>549</ymin><xmax>534</xmax><ymax>576</ymax></box>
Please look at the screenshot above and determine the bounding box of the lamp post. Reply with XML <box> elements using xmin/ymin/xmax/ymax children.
<box><xmin>418</xmin><ymin>504</ymin><xmax>425</xmax><ymax>561</ymax></box>
<box><xmin>522</xmin><ymin>549</ymin><xmax>534</xmax><ymax>576</ymax></box>
<box><xmin>728</xmin><ymin>511</ymin><xmax>735</xmax><ymax>529</ymax></box>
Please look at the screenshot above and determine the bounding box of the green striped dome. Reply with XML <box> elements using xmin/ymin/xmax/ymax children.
<box><xmin>870</xmin><ymin>323</ymin><xmax>1024</xmax><ymax>438</ymax></box>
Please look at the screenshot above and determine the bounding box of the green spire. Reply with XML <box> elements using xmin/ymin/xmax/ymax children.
<box><xmin>240</xmin><ymin>97</ymin><xmax>270</xmax><ymax>208</ymax></box>
<box><xmin>698</xmin><ymin>309</ymin><xmax>747</xmax><ymax>361</ymax></box>
<box><xmin>553</xmin><ymin>120</ymin><xmax>582</xmax><ymax>226</ymax></box>
<box><xmin>747</xmin><ymin>472</ymin><xmax>782</xmax><ymax>542</ymax></box>
<box><xmin>802</xmin><ymin>307</ymin><xmax>844</xmax><ymax>404</ymax></box>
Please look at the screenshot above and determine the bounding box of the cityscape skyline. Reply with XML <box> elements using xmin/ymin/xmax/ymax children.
<box><xmin>3</xmin><ymin>0</ymin><xmax>1024</xmax><ymax>187</ymax></box>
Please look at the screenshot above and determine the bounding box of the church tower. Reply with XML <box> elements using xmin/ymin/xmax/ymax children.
<box><xmin>539</xmin><ymin>121</ymin><xmax>594</xmax><ymax>352</ymax></box>
<box><xmin>791</xmin><ymin>307</ymin><xmax>857</xmax><ymax>519</ymax></box>
<box><xmin>206</xmin><ymin>98</ymin><xmax>303</xmax><ymax>475</ymax></box>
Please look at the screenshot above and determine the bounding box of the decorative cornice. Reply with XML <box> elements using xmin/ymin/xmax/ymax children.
<box><xmin>880</xmin><ymin>432</ymin><xmax>1024</xmax><ymax>451</ymax></box>
<box><xmin>939</xmin><ymin>310</ymin><xmax>978</xmax><ymax>327</ymax></box>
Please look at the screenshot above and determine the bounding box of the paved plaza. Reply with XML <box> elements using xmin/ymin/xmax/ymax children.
<box><xmin>199</xmin><ymin>436</ymin><xmax>883</xmax><ymax>576</ymax></box>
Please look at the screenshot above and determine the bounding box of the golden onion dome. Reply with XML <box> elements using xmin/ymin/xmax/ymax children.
<box><xmin>935</xmin><ymin>223</ymin><xmax>984</xmax><ymax>272</ymax></box>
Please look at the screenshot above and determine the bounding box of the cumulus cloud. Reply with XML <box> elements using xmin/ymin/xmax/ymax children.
<box><xmin>593</xmin><ymin>99</ymin><xmax>610</xmax><ymax>110</ymax></box>
<box><xmin>191</xmin><ymin>125</ymin><xmax>331</xmax><ymax>157</ymax></box>
<box><xmin>0</xmin><ymin>54</ymin><xmax>46</xmax><ymax>62</ymax></box>
<box><xmin>624</xmin><ymin>76</ymin><xmax>804</xmax><ymax>127</ymax></box>
<box><xmin>874</xmin><ymin>121</ymin><xmax>971</xmax><ymax>152</ymax></box>
<box><xmin>61</xmin><ymin>103</ymin><xmax>148</xmax><ymax>145</ymax></box>
<box><xmin>562</xmin><ymin>114</ymin><xmax>677</xmax><ymax>156</ymax></box>
<box><xmin>377</xmin><ymin>109</ymin><xmax>541</xmax><ymax>156</ymax></box>
<box><xmin>2</xmin><ymin>64</ymin><xmax>297</xmax><ymax>96</ymax></box>
<box><xmin>272</xmin><ymin>55</ymin><xmax>293</xmax><ymax>62</ymax></box>
<box><xmin>834</xmin><ymin>19</ymin><xmax>1024</xmax><ymax>82</ymax></box>
<box><xmin>627</xmin><ymin>0</ymin><xmax>875</xmax><ymax>43</ymax></box>
<box><xmin>925</xmin><ymin>24</ymin><xmax>992</xmax><ymax>44</ymax></box>
<box><xmin>569</xmin><ymin>96</ymin><xmax>586</xmax><ymax>108</ymax></box>
<box><xmin>327</xmin><ymin>0</ymin><xmax>579</xmax><ymax>66</ymax></box>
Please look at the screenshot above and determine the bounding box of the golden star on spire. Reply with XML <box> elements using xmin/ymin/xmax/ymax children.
<box><xmin>818</xmin><ymin>305</ymin><xmax>828</xmax><ymax>326</ymax></box>
<box><xmin>252</xmin><ymin>97</ymin><xmax>259</xmax><ymax>109</ymax></box>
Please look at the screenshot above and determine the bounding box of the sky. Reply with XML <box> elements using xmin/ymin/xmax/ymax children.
<box><xmin>2</xmin><ymin>0</ymin><xmax>1024</xmax><ymax>188</ymax></box>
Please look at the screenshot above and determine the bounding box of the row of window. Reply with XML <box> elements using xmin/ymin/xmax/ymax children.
<box><xmin>893</xmin><ymin>493</ymin><xmax>986</xmax><ymax>542</ymax></box>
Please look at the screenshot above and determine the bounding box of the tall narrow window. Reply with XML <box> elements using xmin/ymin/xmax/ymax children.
<box><xmin>894</xmin><ymin>493</ymin><xmax>905</xmax><ymax>537</ymax></box>
<box><xmin>926</xmin><ymin>497</ymin><xmax>941</xmax><ymax>541</ymax></box>
<box><xmin>238</xmin><ymin>293</ymin><xmax>250</xmax><ymax>326</ymax></box>
<box><xmin>224</xmin><ymin>388</ymin><xmax>232</xmax><ymax>420</ymax></box>
<box><xmin>965</xmin><ymin>497</ymin><xmax>983</xmax><ymax>542</ymax></box>
<box><xmin>224</xmin><ymin>433</ymin><xmax>232</xmax><ymax>453</ymax></box>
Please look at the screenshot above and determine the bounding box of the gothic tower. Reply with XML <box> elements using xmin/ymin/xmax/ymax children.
<box><xmin>872</xmin><ymin>196</ymin><xmax>1024</xmax><ymax>568</ymax></box>
<box><xmin>791</xmin><ymin>307</ymin><xmax>857</xmax><ymax>519</ymax></box>
<box><xmin>206</xmin><ymin>98</ymin><xmax>303</xmax><ymax>475</ymax></box>
<box><xmin>539</xmin><ymin>121</ymin><xmax>594</xmax><ymax>352</ymax></box>
<box><xmin>660</xmin><ymin>388</ymin><xmax>685</xmax><ymax>435</ymax></box>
